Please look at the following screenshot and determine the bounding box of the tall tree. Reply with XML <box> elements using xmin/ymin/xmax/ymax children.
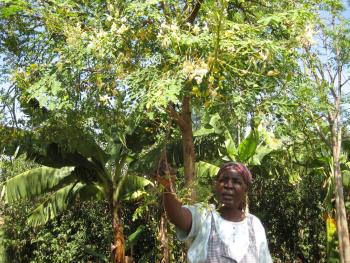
<box><xmin>279</xmin><ymin>1</ymin><xmax>350</xmax><ymax>261</ymax></box>
<box><xmin>0</xmin><ymin>1</ymin><xmax>314</xmax><ymax>202</ymax></box>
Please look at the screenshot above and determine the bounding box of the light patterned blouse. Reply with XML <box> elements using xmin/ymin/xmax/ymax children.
<box><xmin>176</xmin><ymin>204</ymin><xmax>273</xmax><ymax>263</ymax></box>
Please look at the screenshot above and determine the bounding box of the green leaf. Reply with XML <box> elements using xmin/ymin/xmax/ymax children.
<box><xmin>237</xmin><ymin>130</ymin><xmax>259</xmax><ymax>162</ymax></box>
<box><xmin>77</xmin><ymin>184</ymin><xmax>105</xmax><ymax>201</ymax></box>
<box><xmin>2</xmin><ymin>166</ymin><xmax>75</xmax><ymax>203</ymax></box>
<box><xmin>26</xmin><ymin>182</ymin><xmax>84</xmax><ymax>226</ymax></box>
<box><xmin>194</xmin><ymin>127</ymin><xmax>215</xmax><ymax>137</ymax></box>
<box><xmin>118</xmin><ymin>175</ymin><xmax>154</xmax><ymax>201</ymax></box>
<box><xmin>70</xmin><ymin>131</ymin><xmax>109</xmax><ymax>165</ymax></box>
<box><xmin>126</xmin><ymin>225</ymin><xmax>144</xmax><ymax>250</ymax></box>
<box><xmin>250</xmin><ymin>146</ymin><xmax>274</xmax><ymax>165</ymax></box>
<box><xmin>196</xmin><ymin>161</ymin><xmax>220</xmax><ymax>179</ymax></box>
<box><xmin>342</xmin><ymin>170</ymin><xmax>350</xmax><ymax>187</ymax></box>
<box><xmin>0</xmin><ymin>1</ymin><xmax>28</xmax><ymax>18</ymax></box>
<box><xmin>209</xmin><ymin>113</ymin><xmax>223</xmax><ymax>134</ymax></box>
<box><xmin>224</xmin><ymin>130</ymin><xmax>237</xmax><ymax>161</ymax></box>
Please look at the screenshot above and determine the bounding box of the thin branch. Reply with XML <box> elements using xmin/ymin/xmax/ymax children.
<box><xmin>325</xmin><ymin>64</ymin><xmax>335</xmax><ymax>85</ymax></box>
<box><xmin>167</xmin><ymin>103</ymin><xmax>186</xmax><ymax>130</ymax></box>
<box><xmin>185</xmin><ymin>0</ymin><xmax>204</xmax><ymax>25</ymax></box>
<box><xmin>160</xmin><ymin>1</ymin><xmax>171</xmax><ymax>23</ymax></box>
<box><xmin>340</xmin><ymin>77</ymin><xmax>350</xmax><ymax>88</ymax></box>
<box><xmin>300</xmin><ymin>103</ymin><xmax>332</xmax><ymax>149</ymax></box>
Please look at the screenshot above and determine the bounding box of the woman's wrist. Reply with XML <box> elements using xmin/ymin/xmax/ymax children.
<box><xmin>157</xmin><ymin>175</ymin><xmax>175</xmax><ymax>193</ymax></box>
<box><xmin>162</xmin><ymin>182</ymin><xmax>175</xmax><ymax>194</ymax></box>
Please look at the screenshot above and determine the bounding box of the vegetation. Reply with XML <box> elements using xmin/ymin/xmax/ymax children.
<box><xmin>1</xmin><ymin>0</ymin><xmax>350</xmax><ymax>262</ymax></box>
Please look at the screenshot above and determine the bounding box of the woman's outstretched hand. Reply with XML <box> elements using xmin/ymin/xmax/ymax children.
<box><xmin>156</xmin><ymin>173</ymin><xmax>176</xmax><ymax>191</ymax></box>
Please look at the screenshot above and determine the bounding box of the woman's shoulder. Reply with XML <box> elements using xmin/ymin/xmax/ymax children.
<box><xmin>182</xmin><ymin>202</ymin><xmax>215</xmax><ymax>221</ymax></box>
<box><xmin>247</xmin><ymin>213</ymin><xmax>263</xmax><ymax>224</ymax></box>
<box><xmin>184</xmin><ymin>202</ymin><xmax>215</xmax><ymax>212</ymax></box>
<box><xmin>247</xmin><ymin>213</ymin><xmax>269</xmax><ymax>241</ymax></box>
<box><xmin>247</xmin><ymin>213</ymin><xmax>268</xmax><ymax>232</ymax></box>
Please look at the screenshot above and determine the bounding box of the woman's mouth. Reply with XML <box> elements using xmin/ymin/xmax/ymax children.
<box><xmin>222</xmin><ymin>193</ymin><xmax>234</xmax><ymax>200</ymax></box>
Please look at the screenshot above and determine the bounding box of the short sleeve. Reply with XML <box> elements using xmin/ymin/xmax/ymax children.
<box><xmin>176</xmin><ymin>204</ymin><xmax>209</xmax><ymax>242</ymax></box>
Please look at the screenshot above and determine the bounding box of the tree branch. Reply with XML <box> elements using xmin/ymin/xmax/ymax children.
<box><xmin>167</xmin><ymin>103</ymin><xmax>187</xmax><ymax>130</ymax></box>
<box><xmin>185</xmin><ymin>0</ymin><xmax>204</xmax><ymax>25</ymax></box>
<box><xmin>340</xmin><ymin>77</ymin><xmax>350</xmax><ymax>88</ymax></box>
<box><xmin>160</xmin><ymin>1</ymin><xmax>171</xmax><ymax>23</ymax></box>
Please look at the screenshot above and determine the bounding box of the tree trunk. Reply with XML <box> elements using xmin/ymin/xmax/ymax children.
<box><xmin>333</xmin><ymin>136</ymin><xmax>350</xmax><ymax>263</ymax></box>
<box><xmin>111</xmin><ymin>199</ymin><xmax>125</xmax><ymax>263</ymax></box>
<box><xmin>332</xmin><ymin>37</ymin><xmax>350</xmax><ymax>262</ymax></box>
<box><xmin>168</xmin><ymin>95</ymin><xmax>196</xmax><ymax>202</ymax></box>
<box><xmin>332</xmin><ymin>118</ymin><xmax>350</xmax><ymax>263</ymax></box>
<box><xmin>181</xmin><ymin>96</ymin><xmax>196</xmax><ymax>201</ymax></box>
<box><xmin>158</xmin><ymin>212</ymin><xmax>170</xmax><ymax>263</ymax></box>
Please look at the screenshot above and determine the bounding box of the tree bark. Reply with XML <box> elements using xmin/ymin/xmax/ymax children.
<box><xmin>181</xmin><ymin>96</ymin><xmax>196</xmax><ymax>200</ymax></box>
<box><xmin>167</xmin><ymin>95</ymin><xmax>196</xmax><ymax>202</ymax></box>
<box><xmin>158</xmin><ymin>212</ymin><xmax>170</xmax><ymax>263</ymax></box>
<box><xmin>111</xmin><ymin>197</ymin><xmax>125</xmax><ymax>263</ymax></box>
<box><xmin>332</xmin><ymin>126</ymin><xmax>350</xmax><ymax>263</ymax></box>
<box><xmin>332</xmin><ymin>35</ymin><xmax>350</xmax><ymax>262</ymax></box>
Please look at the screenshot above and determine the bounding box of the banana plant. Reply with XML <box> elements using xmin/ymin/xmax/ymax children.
<box><xmin>0</xmin><ymin>127</ymin><xmax>153</xmax><ymax>263</ymax></box>
<box><xmin>195</xmin><ymin>113</ymin><xmax>282</xmax><ymax>179</ymax></box>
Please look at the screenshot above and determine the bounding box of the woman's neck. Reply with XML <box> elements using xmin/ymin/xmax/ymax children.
<box><xmin>219</xmin><ymin>206</ymin><xmax>245</xmax><ymax>222</ymax></box>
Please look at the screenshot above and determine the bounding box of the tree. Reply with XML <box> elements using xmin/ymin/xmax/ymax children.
<box><xmin>0</xmin><ymin>0</ymin><xmax>314</xmax><ymax>202</ymax></box>
<box><xmin>271</xmin><ymin>1</ymin><xmax>350</xmax><ymax>261</ymax></box>
<box><xmin>299</xmin><ymin>7</ymin><xmax>350</xmax><ymax>263</ymax></box>
<box><xmin>0</xmin><ymin>125</ymin><xmax>153</xmax><ymax>263</ymax></box>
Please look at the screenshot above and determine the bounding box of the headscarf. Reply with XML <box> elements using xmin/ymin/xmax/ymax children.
<box><xmin>216</xmin><ymin>162</ymin><xmax>253</xmax><ymax>186</ymax></box>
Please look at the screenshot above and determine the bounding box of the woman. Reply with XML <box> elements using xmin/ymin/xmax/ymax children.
<box><xmin>161</xmin><ymin>162</ymin><xmax>273</xmax><ymax>263</ymax></box>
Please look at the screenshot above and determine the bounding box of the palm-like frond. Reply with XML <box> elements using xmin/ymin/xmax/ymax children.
<box><xmin>27</xmin><ymin>182</ymin><xmax>82</xmax><ymax>226</ymax></box>
<box><xmin>118</xmin><ymin>175</ymin><xmax>154</xmax><ymax>201</ymax></box>
<box><xmin>27</xmin><ymin>182</ymin><xmax>105</xmax><ymax>226</ymax></box>
<box><xmin>2</xmin><ymin>166</ymin><xmax>75</xmax><ymax>203</ymax></box>
<box><xmin>196</xmin><ymin>161</ymin><xmax>220</xmax><ymax>179</ymax></box>
<box><xmin>1</xmin><ymin>125</ymin><xmax>109</xmax><ymax>168</ymax></box>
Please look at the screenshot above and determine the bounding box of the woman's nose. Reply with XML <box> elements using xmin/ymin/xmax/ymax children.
<box><xmin>224</xmin><ymin>179</ymin><xmax>233</xmax><ymax>188</ymax></box>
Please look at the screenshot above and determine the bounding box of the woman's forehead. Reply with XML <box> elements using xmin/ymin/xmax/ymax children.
<box><xmin>217</xmin><ymin>169</ymin><xmax>242</xmax><ymax>179</ymax></box>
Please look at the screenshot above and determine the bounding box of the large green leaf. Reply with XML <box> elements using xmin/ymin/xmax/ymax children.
<box><xmin>1</xmin><ymin>125</ymin><xmax>109</xmax><ymax>168</ymax></box>
<box><xmin>237</xmin><ymin>130</ymin><xmax>259</xmax><ymax>162</ymax></box>
<box><xmin>126</xmin><ymin>225</ymin><xmax>144</xmax><ymax>251</ymax></box>
<box><xmin>194</xmin><ymin>127</ymin><xmax>215</xmax><ymax>137</ymax></box>
<box><xmin>209</xmin><ymin>113</ymin><xmax>224</xmax><ymax>134</ymax></box>
<box><xmin>224</xmin><ymin>130</ymin><xmax>237</xmax><ymax>161</ymax></box>
<box><xmin>26</xmin><ymin>182</ymin><xmax>104</xmax><ymax>226</ymax></box>
<box><xmin>2</xmin><ymin>166</ymin><xmax>75</xmax><ymax>203</ymax></box>
<box><xmin>26</xmin><ymin>182</ymin><xmax>84</xmax><ymax>226</ymax></box>
<box><xmin>27</xmin><ymin>143</ymin><xmax>95</xmax><ymax>169</ymax></box>
<box><xmin>250</xmin><ymin>146</ymin><xmax>274</xmax><ymax>165</ymax></box>
<box><xmin>77</xmin><ymin>184</ymin><xmax>105</xmax><ymax>201</ymax></box>
<box><xmin>118</xmin><ymin>175</ymin><xmax>154</xmax><ymax>201</ymax></box>
<box><xmin>72</xmin><ymin>131</ymin><xmax>109</xmax><ymax>165</ymax></box>
<box><xmin>196</xmin><ymin>161</ymin><xmax>220</xmax><ymax>179</ymax></box>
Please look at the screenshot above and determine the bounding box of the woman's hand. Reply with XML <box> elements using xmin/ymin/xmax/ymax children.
<box><xmin>156</xmin><ymin>174</ymin><xmax>176</xmax><ymax>191</ymax></box>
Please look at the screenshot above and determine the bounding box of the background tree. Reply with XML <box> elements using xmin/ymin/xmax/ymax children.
<box><xmin>275</xmin><ymin>1</ymin><xmax>350</xmax><ymax>261</ymax></box>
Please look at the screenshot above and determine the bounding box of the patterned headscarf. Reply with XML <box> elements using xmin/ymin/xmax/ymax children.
<box><xmin>216</xmin><ymin>162</ymin><xmax>253</xmax><ymax>186</ymax></box>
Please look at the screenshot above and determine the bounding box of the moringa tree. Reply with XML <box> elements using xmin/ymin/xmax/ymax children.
<box><xmin>0</xmin><ymin>0</ymin><xmax>314</xmax><ymax>202</ymax></box>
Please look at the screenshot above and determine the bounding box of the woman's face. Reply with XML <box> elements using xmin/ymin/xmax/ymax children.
<box><xmin>215</xmin><ymin>169</ymin><xmax>247</xmax><ymax>209</ymax></box>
